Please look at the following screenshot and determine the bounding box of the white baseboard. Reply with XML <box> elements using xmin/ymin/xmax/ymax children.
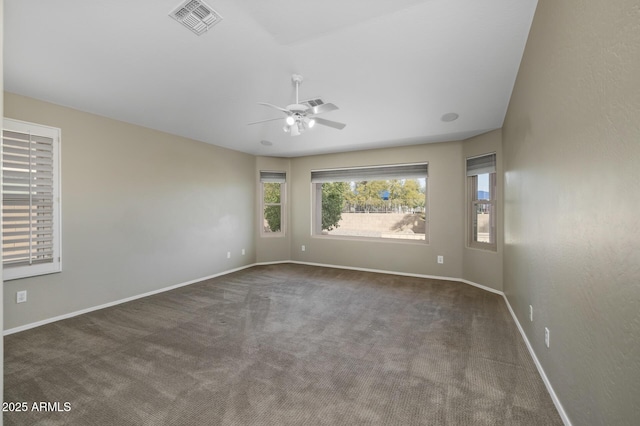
<box><xmin>502</xmin><ymin>295</ymin><xmax>572</xmax><ymax>426</ymax></box>
<box><xmin>3</xmin><ymin>259</ymin><xmax>570</xmax><ymax>425</ymax></box>
<box><xmin>288</xmin><ymin>260</ymin><xmax>504</xmax><ymax>295</ymax></box>
<box><xmin>3</xmin><ymin>263</ymin><xmax>257</xmax><ymax>336</ymax></box>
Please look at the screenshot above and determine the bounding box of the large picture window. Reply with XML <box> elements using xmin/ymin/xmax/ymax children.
<box><xmin>2</xmin><ymin>118</ymin><xmax>62</xmax><ymax>280</ymax></box>
<box><xmin>260</xmin><ymin>171</ymin><xmax>286</xmax><ymax>236</ymax></box>
<box><xmin>467</xmin><ymin>153</ymin><xmax>497</xmax><ymax>251</ymax></box>
<box><xmin>311</xmin><ymin>163</ymin><xmax>428</xmax><ymax>242</ymax></box>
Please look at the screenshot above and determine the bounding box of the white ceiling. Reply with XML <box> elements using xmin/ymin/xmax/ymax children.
<box><xmin>4</xmin><ymin>0</ymin><xmax>538</xmax><ymax>157</ymax></box>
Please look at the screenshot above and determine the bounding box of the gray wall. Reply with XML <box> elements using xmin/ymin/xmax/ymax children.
<box><xmin>288</xmin><ymin>142</ymin><xmax>469</xmax><ymax>282</ymax></box>
<box><xmin>462</xmin><ymin>130</ymin><xmax>503</xmax><ymax>289</ymax></box>
<box><xmin>255</xmin><ymin>137</ymin><xmax>505</xmax><ymax>291</ymax></box>
<box><xmin>3</xmin><ymin>93</ymin><xmax>257</xmax><ymax>330</ymax></box>
<box><xmin>502</xmin><ymin>0</ymin><xmax>640</xmax><ymax>424</ymax></box>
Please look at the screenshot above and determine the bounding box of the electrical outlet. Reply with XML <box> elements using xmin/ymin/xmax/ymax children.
<box><xmin>17</xmin><ymin>290</ymin><xmax>27</xmax><ymax>303</ymax></box>
<box><xmin>545</xmin><ymin>327</ymin><xmax>550</xmax><ymax>348</ymax></box>
<box><xmin>227</xmin><ymin>252</ymin><xmax>231</xmax><ymax>259</ymax></box>
<box><xmin>437</xmin><ymin>255</ymin><xmax>444</xmax><ymax>264</ymax></box>
<box><xmin>301</xmin><ymin>245</ymin><xmax>306</xmax><ymax>252</ymax></box>
<box><xmin>529</xmin><ymin>305</ymin><xmax>533</xmax><ymax>322</ymax></box>
<box><xmin>242</xmin><ymin>249</ymin><xmax>245</xmax><ymax>255</ymax></box>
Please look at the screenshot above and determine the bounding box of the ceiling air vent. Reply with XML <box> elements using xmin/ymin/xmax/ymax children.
<box><xmin>169</xmin><ymin>0</ymin><xmax>222</xmax><ymax>36</ymax></box>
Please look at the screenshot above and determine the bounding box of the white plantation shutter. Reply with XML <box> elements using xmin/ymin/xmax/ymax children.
<box><xmin>2</xmin><ymin>119</ymin><xmax>61</xmax><ymax>280</ymax></box>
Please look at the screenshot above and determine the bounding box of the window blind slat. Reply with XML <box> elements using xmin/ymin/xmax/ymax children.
<box><xmin>260</xmin><ymin>171</ymin><xmax>286</xmax><ymax>183</ymax></box>
<box><xmin>311</xmin><ymin>163</ymin><xmax>428</xmax><ymax>183</ymax></box>
<box><xmin>3</xmin><ymin>199</ymin><xmax>54</xmax><ymax>205</ymax></box>
<box><xmin>2</xmin><ymin>146</ymin><xmax>53</xmax><ymax>157</ymax></box>
<box><xmin>3</xmin><ymin>177</ymin><xmax>53</xmax><ymax>186</ymax></box>
<box><xmin>3</xmin><ymin>231</ymin><xmax>53</xmax><ymax>238</ymax></box>
<box><xmin>2</xmin><ymin>162</ymin><xmax>54</xmax><ymax>172</ymax></box>
<box><xmin>2</xmin><ymin>132</ymin><xmax>31</xmax><ymax>144</ymax></box>
<box><xmin>466</xmin><ymin>153</ymin><xmax>496</xmax><ymax>176</ymax></box>
<box><xmin>3</xmin><ymin>185</ymin><xmax>53</xmax><ymax>193</ymax></box>
<box><xmin>3</xmin><ymin>219</ymin><xmax>54</xmax><ymax>227</ymax></box>
<box><xmin>3</xmin><ymin>170</ymin><xmax>52</xmax><ymax>179</ymax></box>
<box><xmin>3</xmin><ymin>253</ymin><xmax>54</xmax><ymax>262</ymax></box>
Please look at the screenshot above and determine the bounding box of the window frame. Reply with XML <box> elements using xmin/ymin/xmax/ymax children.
<box><xmin>466</xmin><ymin>153</ymin><xmax>497</xmax><ymax>251</ymax></box>
<box><xmin>259</xmin><ymin>171</ymin><xmax>286</xmax><ymax>238</ymax></box>
<box><xmin>311</xmin><ymin>163</ymin><xmax>428</xmax><ymax>244</ymax></box>
<box><xmin>2</xmin><ymin>118</ymin><xmax>62</xmax><ymax>280</ymax></box>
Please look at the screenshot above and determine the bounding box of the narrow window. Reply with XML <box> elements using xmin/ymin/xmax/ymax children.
<box><xmin>260</xmin><ymin>171</ymin><xmax>286</xmax><ymax>236</ymax></box>
<box><xmin>311</xmin><ymin>163</ymin><xmax>428</xmax><ymax>242</ymax></box>
<box><xmin>467</xmin><ymin>153</ymin><xmax>496</xmax><ymax>251</ymax></box>
<box><xmin>2</xmin><ymin>118</ymin><xmax>62</xmax><ymax>280</ymax></box>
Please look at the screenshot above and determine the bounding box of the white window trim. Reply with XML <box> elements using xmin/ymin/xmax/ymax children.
<box><xmin>2</xmin><ymin>118</ymin><xmax>62</xmax><ymax>280</ymax></box>
<box><xmin>260</xmin><ymin>171</ymin><xmax>286</xmax><ymax>238</ymax></box>
<box><xmin>466</xmin><ymin>153</ymin><xmax>497</xmax><ymax>252</ymax></box>
<box><xmin>311</xmin><ymin>162</ymin><xmax>429</xmax><ymax>243</ymax></box>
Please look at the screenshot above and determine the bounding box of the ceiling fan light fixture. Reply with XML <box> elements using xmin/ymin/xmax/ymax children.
<box><xmin>250</xmin><ymin>74</ymin><xmax>346</xmax><ymax>136</ymax></box>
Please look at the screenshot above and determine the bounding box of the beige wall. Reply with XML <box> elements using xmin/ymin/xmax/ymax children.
<box><xmin>255</xmin><ymin>156</ymin><xmax>291</xmax><ymax>263</ymax></box>
<box><xmin>502</xmin><ymin>0</ymin><xmax>640</xmax><ymax>424</ymax></box>
<box><xmin>288</xmin><ymin>142</ymin><xmax>469</xmax><ymax>282</ymax></box>
<box><xmin>462</xmin><ymin>130</ymin><xmax>503</xmax><ymax>289</ymax></box>
<box><xmin>3</xmin><ymin>93</ymin><xmax>256</xmax><ymax>330</ymax></box>
<box><xmin>255</xmin><ymin>139</ymin><xmax>505</xmax><ymax>292</ymax></box>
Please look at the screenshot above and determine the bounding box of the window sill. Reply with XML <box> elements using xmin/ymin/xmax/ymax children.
<box><xmin>3</xmin><ymin>266</ymin><xmax>62</xmax><ymax>281</ymax></box>
<box><xmin>466</xmin><ymin>244</ymin><xmax>498</xmax><ymax>253</ymax></box>
<box><xmin>260</xmin><ymin>233</ymin><xmax>286</xmax><ymax>238</ymax></box>
<box><xmin>312</xmin><ymin>234</ymin><xmax>428</xmax><ymax>245</ymax></box>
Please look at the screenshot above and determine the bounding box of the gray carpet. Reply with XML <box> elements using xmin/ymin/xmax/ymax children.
<box><xmin>4</xmin><ymin>264</ymin><xmax>562</xmax><ymax>425</ymax></box>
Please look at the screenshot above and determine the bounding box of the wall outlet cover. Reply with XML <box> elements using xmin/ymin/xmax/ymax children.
<box><xmin>545</xmin><ymin>327</ymin><xmax>550</xmax><ymax>348</ymax></box>
<box><xmin>529</xmin><ymin>305</ymin><xmax>533</xmax><ymax>322</ymax></box>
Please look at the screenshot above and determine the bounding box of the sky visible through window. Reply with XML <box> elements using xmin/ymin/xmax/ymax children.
<box><xmin>477</xmin><ymin>173</ymin><xmax>489</xmax><ymax>198</ymax></box>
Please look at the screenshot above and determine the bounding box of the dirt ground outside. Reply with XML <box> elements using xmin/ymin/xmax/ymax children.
<box><xmin>326</xmin><ymin>212</ymin><xmax>427</xmax><ymax>240</ymax></box>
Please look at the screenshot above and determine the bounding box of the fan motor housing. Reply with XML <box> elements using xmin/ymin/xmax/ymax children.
<box><xmin>287</xmin><ymin>104</ymin><xmax>309</xmax><ymax>114</ymax></box>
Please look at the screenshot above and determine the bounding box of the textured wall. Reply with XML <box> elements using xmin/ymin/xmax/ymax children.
<box><xmin>3</xmin><ymin>93</ymin><xmax>257</xmax><ymax>330</ymax></box>
<box><xmin>462</xmin><ymin>130</ymin><xmax>503</xmax><ymax>290</ymax></box>
<box><xmin>502</xmin><ymin>0</ymin><xmax>640</xmax><ymax>424</ymax></box>
<box><xmin>289</xmin><ymin>142</ymin><xmax>469</xmax><ymax>283</ymax></box>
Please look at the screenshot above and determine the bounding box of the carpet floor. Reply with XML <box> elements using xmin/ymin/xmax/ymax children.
<box><xmin>4</xmin><ymin>264</ymin><xmax>562</xmax><ymax>425</ymax></box>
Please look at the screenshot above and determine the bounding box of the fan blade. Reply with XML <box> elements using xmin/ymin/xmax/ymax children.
<box><xmin>247</xmin><ymin>117</ymin><xmax>283</xmax><ymax>126</ymax></box>
<box><xmin>309</xmin><ymin>103</ymin><xmax>339</xmax><ymax>115</ymax></box>
<box><xmin>257</xmin><ymin>102</ymin><xmax>290</xmax><ymax>114</ymax></box>
<box><xmin>314</xmin><ymin>117</ymin><xmax>346</xmax><ymax>130</ymax></box>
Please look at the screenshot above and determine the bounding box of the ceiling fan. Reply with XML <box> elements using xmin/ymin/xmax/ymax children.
<box><xmin>248</xmin><ymin>74</ymin><xmax>346</xmax><ymax>136</ymax></box>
